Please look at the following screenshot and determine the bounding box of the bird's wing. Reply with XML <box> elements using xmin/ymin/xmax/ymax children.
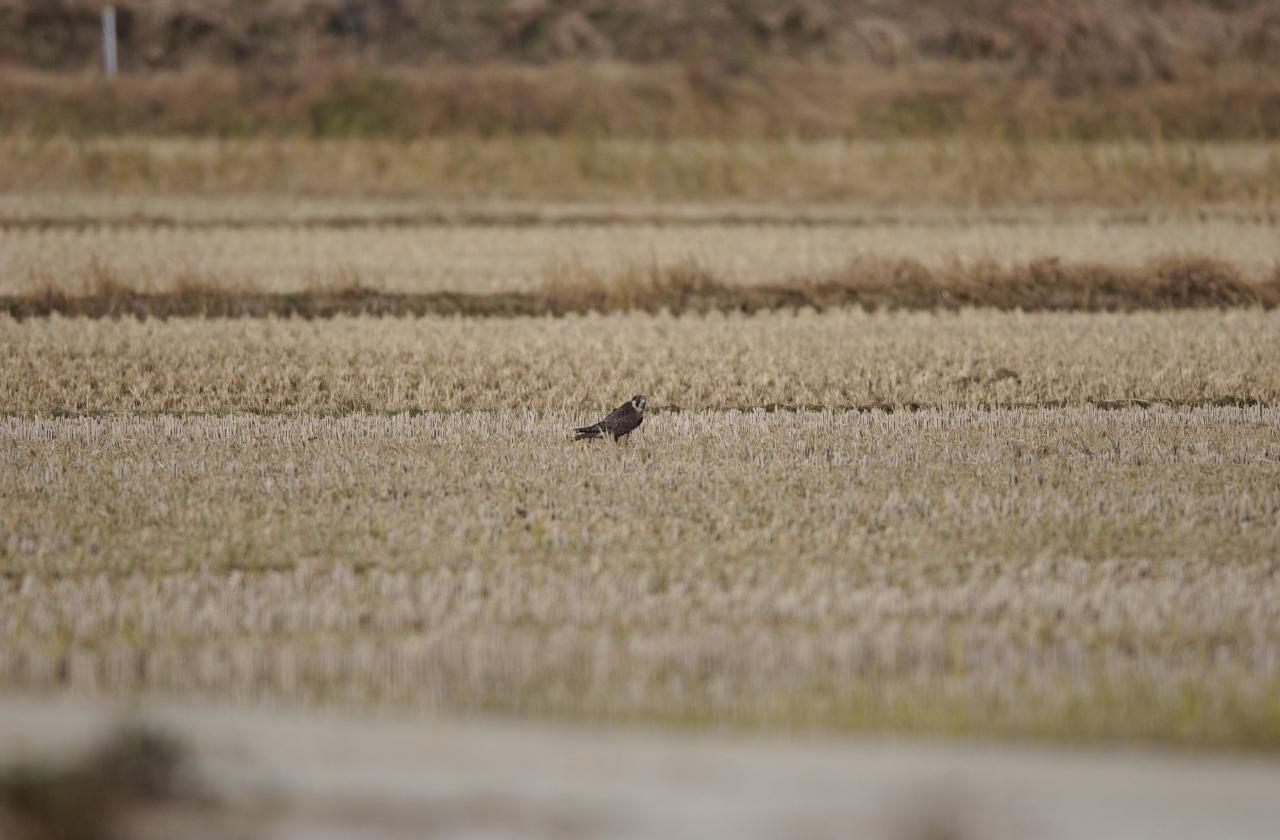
<box><xmin>603</xmin><ymin>403</ymin><xmax>642</xmax><ymax>435</ymax></box>
<box><xmin>598</xmin><ymin>403</ymin><xmax>631</xmax><ymax>429</ymax></box>
<box><xmin>576</xmin><ymin>403</ymin><xmax>619</xmax><ymax>433</ymax></box>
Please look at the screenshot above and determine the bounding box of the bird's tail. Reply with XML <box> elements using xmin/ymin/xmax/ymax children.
<box><xmin>574</xmin><ymin>425</ymin><xmax>604</xmax><ymax>441</ymax></box>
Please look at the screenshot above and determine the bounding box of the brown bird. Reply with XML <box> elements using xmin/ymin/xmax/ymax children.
<box><xmin>574</xmin><ymin>395</ymin><xmax>646</xmax><ymax>441</ymax></box>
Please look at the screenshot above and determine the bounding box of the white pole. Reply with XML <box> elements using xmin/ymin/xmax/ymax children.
<box><xmin>102</xmin><ymin>6</ymin><xmax>118</xmax><ymax>78</ymax></box>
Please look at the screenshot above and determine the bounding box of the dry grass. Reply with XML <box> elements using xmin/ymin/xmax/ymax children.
<box><xmin>11</xmin><ymin>255</ymin><xmax>1274</xmax><ymax>319</ymax></box>
<box><xmin>6</xmin><ymin>192</ymin><xmax>1279</xmax><ymax>229</ymax></box>
<box><xmin>2</xmin><ymin>136</ymin><xmax>1276</xmax><ymax>206</ymax></box>
<box><xmin>2</xmin><ymin>408</ymin><xmax>1278</xmax><ymax>747</ymax></box>
<box><xmin>7</xmin><ymin>62</ymin><xmax>1280</xmax><ymax>142</ymax></box>
<box><xmin>0</xmin><ymin>254</ymin><xmax>1269</xmax><ymax>319</ymax></box>
<box><xmin>2</xmin><ymin>310</ymin><xmax>1275</xmax><ymax>415</ymax></box>
<box><xmin>5</xmin><ymin>0</ymin><xmax>1280</xmax><ymax>140</ymax></box>
<box><xmin>540</xmin><ymin>256</ymin><xmax>1280</xmax><ymax>315</ymax></box>
<box><xmin>7</xmin><ymin>0</ymin><xmax>1275</xmax><ymax>79</ymax></box>
<box><xmin>4</xmin><ymin>200</ymin><xmax>1280</xmax><ymax>298</ymax></box>
<box><xmin>2</xmin><ymin>30</ymin><xmax>1278</xmax><ymax>753</ymax></box>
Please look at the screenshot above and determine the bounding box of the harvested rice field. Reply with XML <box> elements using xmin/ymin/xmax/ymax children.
<box><xmin>3</xmin><ymin>296</ymin><xmax>1279</xmax><ymax>747</ymax></box>
<box><xmin>3</xmin><ymin>150</ymin><xmax>1280</xmax><ymax>753</ymax></box>
<box><xmin>7</xmin><ymin>9</ymin><xmax>1280</xmax><ymax>836</ymax></box>
<box><xmin>4</xmin><ymin>200</ymin><xmax>1280</xmax><ymax>297</ymax></box>
<box><xmin>4</xmin><ymin>407</ymin><xmax>1279</xmax><ymax>746</ymax></box>
<box><xmin>2</xmin><ymin>310</ymin><xmax>1278</xmax><ymax>414</ymax></box>
<box><xmin>4</xmin><ymin>136</ymin><xmax>1279</xmax><ymax>207</ymax></box>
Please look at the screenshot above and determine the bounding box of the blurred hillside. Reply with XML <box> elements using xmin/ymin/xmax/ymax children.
<box><xmin>7</xmin><ymin>0</ymin><xmax>1280</xmax><ymax>80</ymax></box>
<box><xmin>6</xmin><ymin>0</ymin><xmax>1280</xmax><ymax>79</ymax></box>
<box><xmin>2</xmin><ymin>0</ymin><xmax>1279</xmax><ymax>139</ymax></box>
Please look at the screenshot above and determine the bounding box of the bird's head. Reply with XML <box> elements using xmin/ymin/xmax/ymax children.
<box><xmin>631</xmin><ymin>395</ymin><xmax>647</xmax><ymax>412</ymax></box>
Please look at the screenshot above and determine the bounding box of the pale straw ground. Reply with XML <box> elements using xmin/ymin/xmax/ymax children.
<box><xmin>2</xmin><ymin>197</ymin><xmax>1278</xmax><ymax>295</ymax></box>
<box><xmin>3</xmin><ymin>407</ymin><xmax>1278</xmax><ymax>744</ymax></box>
<box><xmin>2</xmin><ymin>310</ymin><xmax>1275</xmax><ymax>414</ymax></box>
<box><xmin>3</xmin><ymin>157</ymin><xmax>1280</xmax><ymax>833</ymax></box>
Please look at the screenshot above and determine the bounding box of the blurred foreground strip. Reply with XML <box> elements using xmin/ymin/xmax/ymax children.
<box><xmin>1</xmin><ymin>696</ymin><xmax>1278</xmax><ymax>840</ymax></box>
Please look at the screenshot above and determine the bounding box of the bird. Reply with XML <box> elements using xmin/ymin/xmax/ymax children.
<box><xmin>574</xmin><ymin>395</ymin><xmax>646</xmax><ymax>441</ymax></box>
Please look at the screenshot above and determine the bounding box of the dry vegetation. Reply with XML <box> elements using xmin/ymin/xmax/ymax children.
<box><xmin>4</xmin><ymin>1</ymin><xmax>1279</xmax><ymax>754</ymax></box>
<box><xmin>3</xmin><ymin>215</ymin><xmax>1278</xmax><ymax>751</ymax></box>
<box><xmin>6</xmin><ymin>192</ymin><xmax>1280</xmax><ymax>229</ymax></box>
<box><xmin>9</xmin><ymin>62</ymin><xmax>1280</xmax><ymax>142</ymax></box>
<box><xmin>10</xmin><ymin>0</ymin><xmax>1277</xmax><ymax>74</ymax></box>
<box><xmin>4</xmin><ymin>202</ymin><xmax>1280</xmax><ymax>298</ymax></box>
<box><xmin>4</xmin><ymin>256</ymin><xmax>1278</xmax><ymax>320</ymax></box>
<box><xmin>2</xmin><ymin>136</ymin><xmax>1277</xmax><ymax>205</ymax></box>
<box><xmin>5</xmin><ymin>2</ymin><xmax>1280</xmax><ymax>140</ymax></box>
<box><xmin>2</xmin><ymin>310</ymin><xmax>1276</xmax><ymax>415</ymax></box>
<box><xmin>2</xmin><ymin>407</ymin><xmax>1278</xmax><ymax>747</ymax></box>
